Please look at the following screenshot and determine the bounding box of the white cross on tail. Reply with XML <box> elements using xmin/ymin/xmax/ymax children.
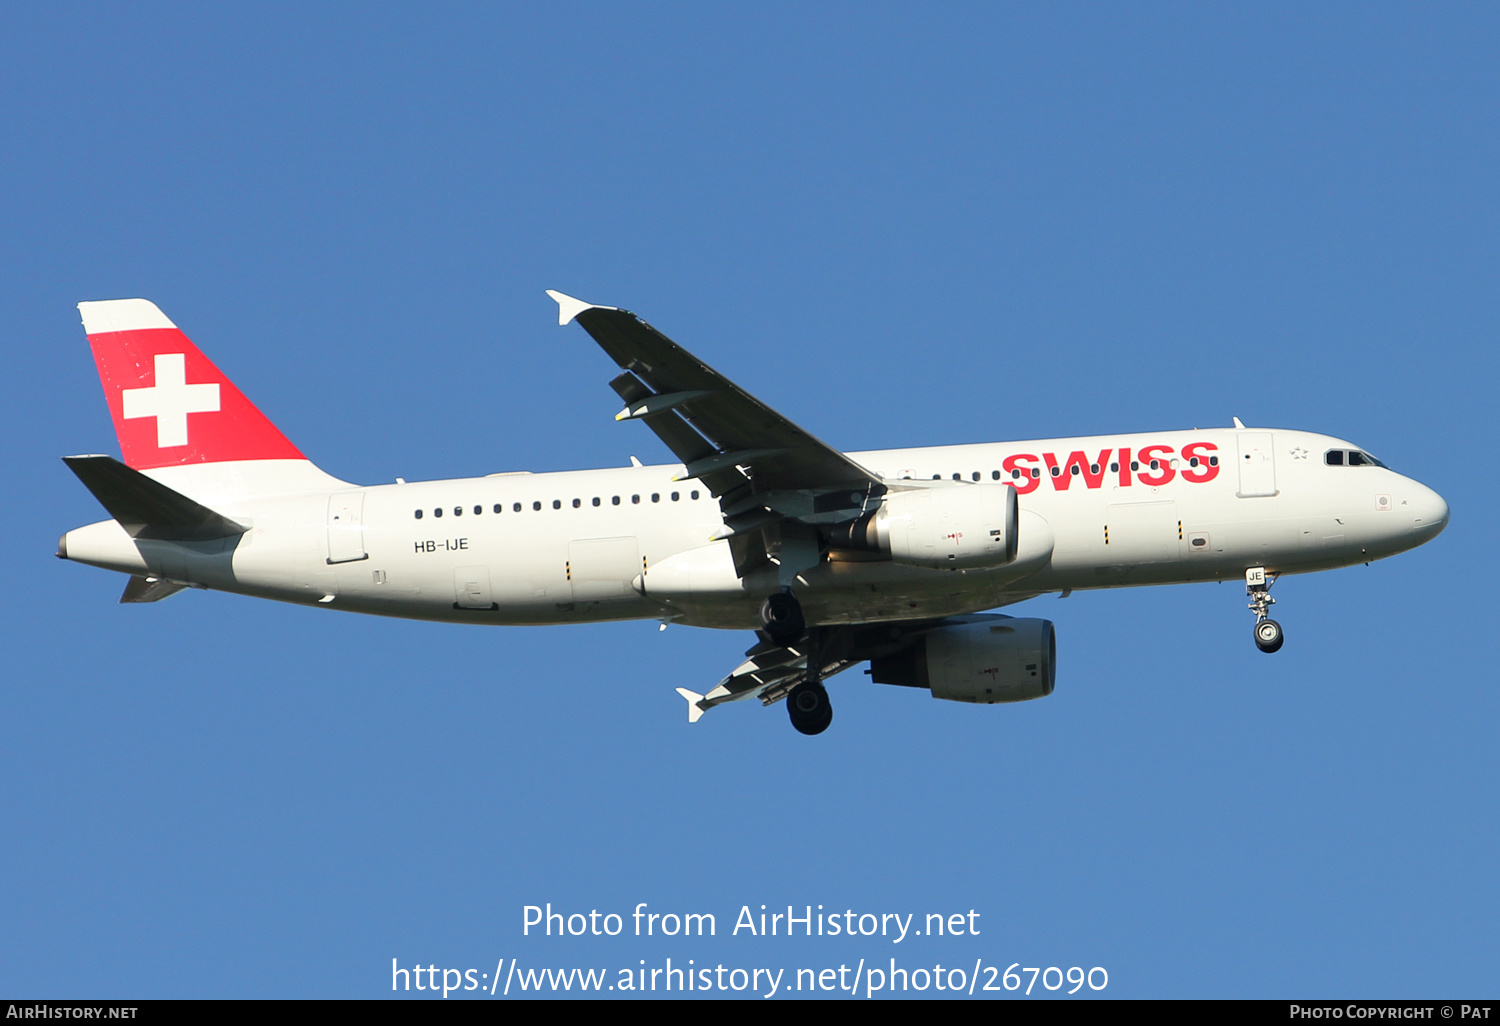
<box><xmin>121</xmin><ymin>353</ymin><xmax>220</xmax><ymax>448</ymax></box>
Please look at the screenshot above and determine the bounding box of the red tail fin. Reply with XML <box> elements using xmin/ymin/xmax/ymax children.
<box><xmin>79</xmin><ymin>299</ymin><xmax>305</xmax><ymax>470</ymax></box>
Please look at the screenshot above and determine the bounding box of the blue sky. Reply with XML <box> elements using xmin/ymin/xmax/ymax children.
<box><xmin>3</xmin><ymin>4</ymin><xmax>1496</xmax><ymax>998</ymax></box>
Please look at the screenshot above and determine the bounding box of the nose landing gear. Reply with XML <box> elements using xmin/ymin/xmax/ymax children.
<box><xmin>1246</xmin><ymin>566</ymin><xmax>1284</xmax><ymax>653</ymax></box>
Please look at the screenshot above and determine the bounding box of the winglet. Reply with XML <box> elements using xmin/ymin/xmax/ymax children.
<box><xmin>1232</xmin><ymin>416</ymin><xmax>1246</xmax><ymax>429</ymax></box>
<box><xmin>675</xmin><ymin>687</ymin><xmax>707</xmax><ymax>724</ymax></box>
<box><xmin>545</xmin><ymin>290</ymin><xmax>616</xmax><ymax>326</ymax></box>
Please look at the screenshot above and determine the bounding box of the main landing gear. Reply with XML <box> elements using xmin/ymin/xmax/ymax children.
<box><xmin>786</xmin><ymin>672</ymin><xmax>834</xmax><ymax>738</ymax></box>
<box><xmin>787</xmin><ymin>678</ymin><xmax>833</xmax><ymax>735</ymax></box>
<box><xmin>1245</xmin><ymin>566</ymin><xmax>1284</xmax><ymax>653</ymax></box>
<box><xmin>760</xmin><ymin>589</ymin><xmax>831</xmax><ymax>734</ymax></box>
<box><xmin>760</xmin><ymin>587</ymin><xmax>805</xmax><ymax>647</ymax></box>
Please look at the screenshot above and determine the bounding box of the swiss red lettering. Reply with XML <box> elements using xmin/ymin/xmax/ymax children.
<box><xmin>1136</xmin><ymin>443</ymin><xmax>1176</xmax><ymax>486</ymax></box>
<box><xmin>1181</xmin><ymin>441</ymin><xmax>1220</xmax><ymax>483</ymax></box>
<box><xmin>1001</xmin><ymin>453</ymin><xmax>1040</xmax><ymax>494</ymax></box>
<box><xmin>1044</xmin><ymin>449</ymin><xmax>1110</xmax><ymax>491</ymax></box>
<box><xmin>996</xmin><ymin>442</ymin><xmax>1216</xmax><ymax>493</ymax></box>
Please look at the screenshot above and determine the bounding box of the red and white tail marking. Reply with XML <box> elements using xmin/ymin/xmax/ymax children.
<box><xmin>80</xmin><ymin>299</ymin><xmax>305</xmax><ymax>470</ymax></box>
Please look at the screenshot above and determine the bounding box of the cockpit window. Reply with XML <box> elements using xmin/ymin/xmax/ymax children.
<box><xmin>1326</xmin><ymin>448</ymin><xmax>1389</xmax><ymax>469</ymax></box>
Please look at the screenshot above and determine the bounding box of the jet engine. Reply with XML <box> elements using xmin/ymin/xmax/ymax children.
<box><xmin>831</xmin><ymin>482</ymin><xmax>1019</xmax><ymax>569</ymax></box>
<box><xmin>868</xmin><ymin>616</ymin><xmax>1055</xmax><ymax>704</ymax></box>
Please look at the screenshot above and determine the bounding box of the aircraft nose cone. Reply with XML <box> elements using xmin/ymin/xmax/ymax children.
<box><xmin>1411</xmin><ymin>484</ymin><xmax>1449</xmax><ymax>537</ymax></box>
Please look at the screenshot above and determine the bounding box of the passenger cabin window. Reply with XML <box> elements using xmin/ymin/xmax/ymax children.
<box><xmin>474</xmin><ymin>505</ymin><xmax>482</xmax><ymax>515</ymax></box>
<box><xmin>533</xmin><ymin>501</ymin><xmax>541</xmax><ymax>511</ymax></box>
<box><xmin>454</xmin><ymin>506</ymin><xmax>462</xmax><ymax>516</ymax></box>
<box><xmin>493</xmin><ymin>504</ymin><xmax>502</xmax><ymax>514</ymax></box>
<box><xmin>414</xmin><ymin>509</ymin><xmax>423</xmax><ymax>519</ymax></box>
<box><xmin>434</xmin><ymin>508</ymin><xmax>443</xmax><ymax>518</ymax></box>
<box><xmin>514</xmin><ymin>502</ymin><xmax>522</xmax><ymax>512</ymax></box>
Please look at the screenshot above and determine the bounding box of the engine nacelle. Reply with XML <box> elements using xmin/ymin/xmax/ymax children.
<box><xmin>833</xmin><ymin>482</ymin><xmax>1018</xmax><ymax>569</ymax></box>
<box><xmin>869</xmin><ymin>616</ymin><xmax>1056</xmax><ymax>704</ymax></box>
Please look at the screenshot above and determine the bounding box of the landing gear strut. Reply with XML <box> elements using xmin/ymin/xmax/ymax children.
<box><xmin>760</xmin><ymin>588</ymin><xmax>805</xmax><ymax>647</ymax></box>
<box><xmin>786</xmin><ymin>678</ymin><xmax>833</xmax><ymax>735</ymax></box>
<box><xmin>1246</xmin><ymin>566</ymin><xmax>1284</xmax><ymax>653</ymax></box>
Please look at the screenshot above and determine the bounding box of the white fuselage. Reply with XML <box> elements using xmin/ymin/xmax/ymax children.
<box><xmin>61</xmin><ymin>427</ymin><xmax>1449</xmax><ymax>630</ymax></box>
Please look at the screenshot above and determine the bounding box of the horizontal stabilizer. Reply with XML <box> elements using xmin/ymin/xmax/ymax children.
<box><xmin>120</xmin><ymin>575</ymin><xmax>188</xmax><ymax>603</ymax></box>
<box><xmin>63</xmin><ymin>455</ymin><xmax>247</xmax><ymax>541</ymax></box>
<box><xmin>675</xmin><ymin>687</ymin><xmax>707</xmax><ymax>724</ymax></box>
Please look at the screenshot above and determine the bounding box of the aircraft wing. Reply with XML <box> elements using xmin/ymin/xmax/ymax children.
<box><xmin>675</xmin><ymin>635</ymin><xmax>863</xmax><ymax>723</ymax></box>
<box><xmin>549</xmin><ymin>291</ymin><xmax>885</xmax><ymax>576</ymax></box>
<box><xmin>548</xmin><ymin>291</ymin><xmax>880</xmax><ymax>496</ymax></box>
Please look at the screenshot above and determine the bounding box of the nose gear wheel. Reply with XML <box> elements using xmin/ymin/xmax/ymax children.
<box><xmin>1254</xmin><ymin>618</ymin><xmax>1284</xmax><ymax>653</ymax></box>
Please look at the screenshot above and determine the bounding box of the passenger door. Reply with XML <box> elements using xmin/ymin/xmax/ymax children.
<box><xmin>1236</xmin><ymin>432</ymin><xmax>1278</xmax><ymax>498</ymax></box>
<box><xmin>326</xmin><ymin>493</ymin><xmax>367</xmax><ymax>563</ymax></box>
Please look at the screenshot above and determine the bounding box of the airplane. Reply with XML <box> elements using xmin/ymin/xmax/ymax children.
<box><xmin>57</xmin><ymin>293</ymin><xmax>1450</xmax><ymax>735</ymax></box>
